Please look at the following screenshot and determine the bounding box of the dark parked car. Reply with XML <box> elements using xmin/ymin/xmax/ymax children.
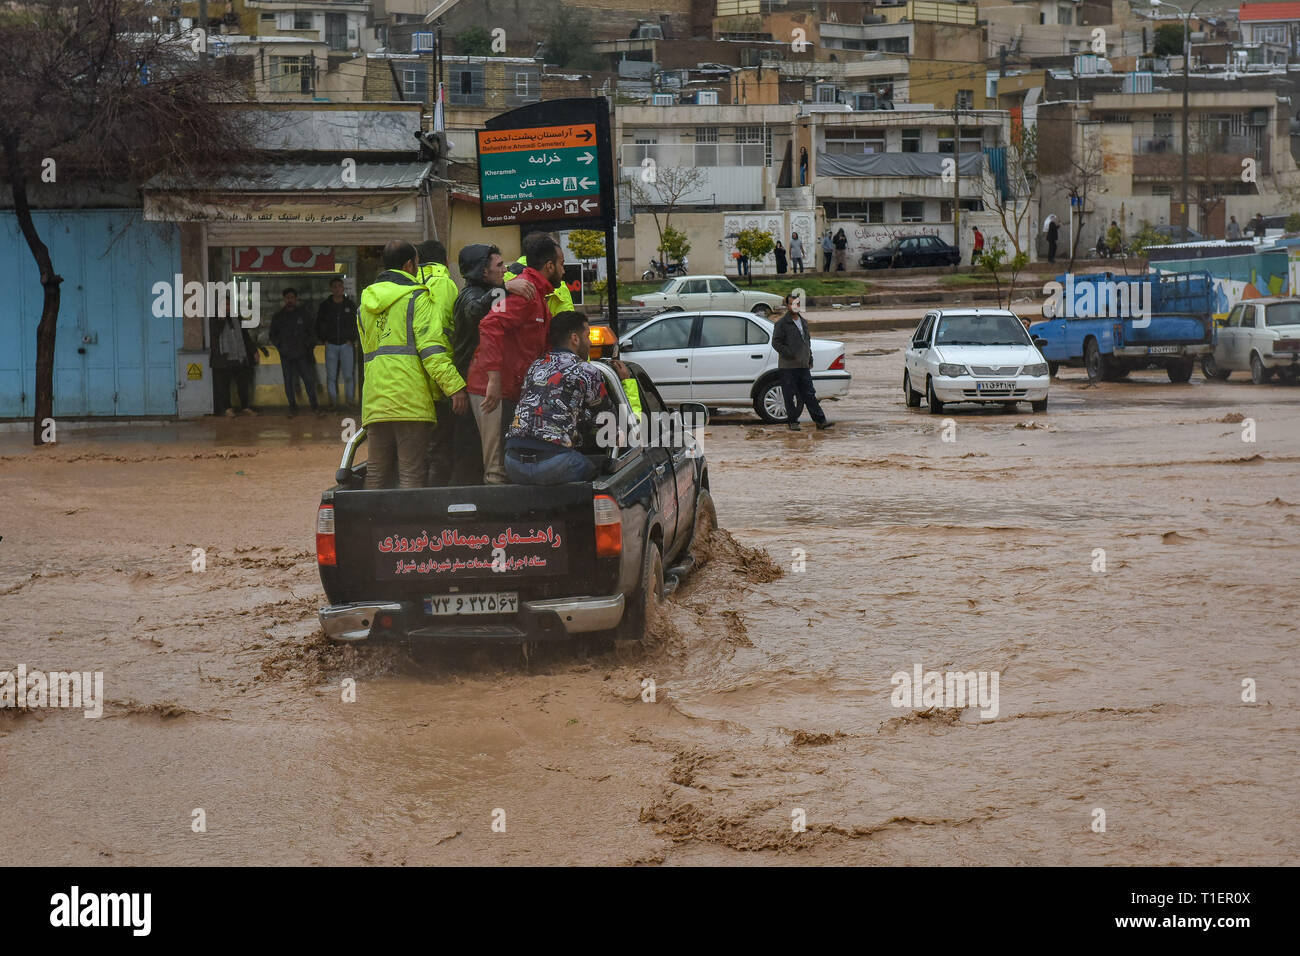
<box><xmin>1151</xmin><ymin>224</ymin><xmax>1205</xmax><ymax>243</ymax></box>
<box><xmin>860</xmin><ymin>235</ymin><xmax>961</xmax><ymax>269</ymax></box>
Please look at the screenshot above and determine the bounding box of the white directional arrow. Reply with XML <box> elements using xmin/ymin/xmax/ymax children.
<box><xmin>580</xmin><ymin>199</ymin><xmax>598</xmax><ymax>212</ymax></box>
<box><xmin>577</xmin><ymin>151</ymin><xmax>594</xmax><ymax>165</ymax></box>
<box><xmin>578</xmin><ymin>177</ymin><xmax>596</xmax><ymax>190</ymax></box>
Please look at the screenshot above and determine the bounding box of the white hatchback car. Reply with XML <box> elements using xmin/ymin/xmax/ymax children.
<box><xmin>1202</xmin><ymin>298</ymin><xmax>1300</xmax><ymax>384</ymax></box>
<box><xmin>903</xmin><ymin>308</ymin><xmax>1051</xmax><ymax>413</ymax></box>
<box><xmin>630</xmin><ymin>275</ymin><xmax>786</xmax><ymax>317</ymax></box>
<box><xmin>619</xmin><ymin>310</ymin><xmax>850</xmax><ymax>422</ymax></box>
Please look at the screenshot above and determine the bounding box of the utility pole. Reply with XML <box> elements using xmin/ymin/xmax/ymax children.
<box><xmin>199</xmin><ymin>0</ymin><xmax>208</xmax><ymax>66</ymax></box>
<box><xmin>1180</xmin><ymin>12</ymin><xmax>1190</xmax><ymax>241</ymax></box>
<box><xmin>952</xmin><ymin>103</ymin><xmax>961</xmax><ymax>272</ymax></box>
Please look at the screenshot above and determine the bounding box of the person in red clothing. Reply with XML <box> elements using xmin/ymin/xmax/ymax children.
<box><xmin>466</xmin><ymin>232</ymin><xmax>565</xmax><ymax>484</ymax></box>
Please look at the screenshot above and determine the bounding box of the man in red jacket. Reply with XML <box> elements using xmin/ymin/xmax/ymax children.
<box><xmin>467</xmin><ymin>232</ymin><xmax>564</xmax><ymax>484</ymax></box>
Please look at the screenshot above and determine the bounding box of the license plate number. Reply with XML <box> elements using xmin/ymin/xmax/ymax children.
<box><xmin>977</xmin><ymin>381</ymin><xmax>1015</xmax><ymax>393</ymax></box>
<box><xmin>1148</xmin><ymin>345</ymin><xmax>1181</xmax><ymax>354</ymax></box>
<box><xmin>425</xmin><ymin>592</ymin><xmax>518</xmax><ymax>616</ymax></box>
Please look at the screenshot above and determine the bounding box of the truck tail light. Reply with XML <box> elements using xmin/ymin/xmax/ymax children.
<box><xmin>593</xmin><ymin>494</ymin><xmax>621</xmax><ymax>557</ymax></box>
<box><xmin>316</xmin><ymin>503</ymin><xmax>336</xmax><ymax>566</ymax></box>
<box><xmin>828</xmin><ymin>353</ymin><xmax>845</xmax><ymax>371</ymax></box>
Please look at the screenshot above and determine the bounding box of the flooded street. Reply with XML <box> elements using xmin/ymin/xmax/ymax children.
<box><xmin>3</xmin><ymin>329</ymin><xmax>1297</xmax><ymax>865</ymax></box>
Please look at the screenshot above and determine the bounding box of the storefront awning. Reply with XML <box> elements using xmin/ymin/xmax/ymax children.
<box><xmin>142</xmin><ymin>162</ymin><xmax>435</xmax><ymax>243</ymax></box>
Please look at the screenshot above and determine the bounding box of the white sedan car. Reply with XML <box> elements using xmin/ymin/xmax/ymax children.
<box><xmin>619</xmin><ymin>310</ymin><xmax>850</xmax><ymax>422</ymax></box>
<box><xmin>1202</xmin><ymin>298</ymin><xmax>1300</xmax><ymax>384</ymax></box>
<box><xmin>903</xmin><ymin>308</ymin><xmax>1050</xmax><ymax>413</ymax></box>
<box><xmin>630</xmin><ymin>275</ymin><xmax>786</xmax><ymax>317</ymax></box>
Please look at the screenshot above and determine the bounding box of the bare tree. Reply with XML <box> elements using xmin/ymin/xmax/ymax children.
<box><xmin>979</xmin><ymin>123</ymin><xmax>1037</xmax><ymax>261</ymax></box>
<box><xmin>1057</xmin><ymin>126</ymin><xmax>1106</xmax><ymax>272</ymax></box>
<box><xmin>622</xmin><ymin>163</ymin><xmax>708</xmax><ymax>262</ymax></box>
<box><xmin>0</xmin><ymin>0</ymin><xmax>260</xmax><ymax>444</ymax></box>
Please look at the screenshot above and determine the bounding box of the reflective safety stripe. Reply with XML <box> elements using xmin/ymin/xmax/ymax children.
<box><xmin>362</xmin><ymin>289</ymin><xmax>424</xmax><ymax>362</ymax></box>
<box><xmin>418</xmin><ymin>345</ymin><xmax>447</xmax><ymax>358</ymax></box>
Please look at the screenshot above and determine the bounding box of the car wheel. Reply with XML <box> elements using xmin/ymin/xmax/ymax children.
<box><xmin>1031</xmin><ymin>397</ymin><xmax>1048</xmax><ymax>413</ymax></box>
<box><xmin>641</xmin><ymin>270</ymin><xmax>654</xmax><ymax>280</ymax></box>
<box><xmin>1084</xmin><ymin>337</ymin><xmax>1110</xmax><ymax>384</ymax></box>
<box><xmin>1048</xmin><ymin>361</ymin><xmax>1060</xmax><ymax>378</ymax></box>
<box><xmin>753</xmin><ymin>376</ymin><xmax>798</xmax><ymax>423</ymax></box>
<box><xmin>1166</xmin><ymin>359</ymin><xmax>1194</xmax><ymax>383</ymax></box>
<box><xmin>904</xmin><ymin>370</ymin><xmax>921</xmax><ymax>407</ymax></box>
<box><xmin>1250</xmin><ymin>352</ymin><xmax>1271</xmax><ymax>385</ymax></box>
<box><xmin>686</xmin><ymin>488</ymin><xmax>718</xmax><ymax>566</ymax></box>
<box><xmin>1201</xmin><ymin>354</ymin><xmax>1230</xmax><ymax>381</ymax></box>
<box><xmin>926</xmin><ymin>376</ymin><xmax>945</xmax><ymax>415</ymax></box>
<box><xmin>752</xmin><ymin>304</ymin><xmax>772</xmax><ymax>317</ymax></box>
<box><xmin>616</xmin><ymin>538</ymin><xmax>665</xmax><ymax>644</ymax></box>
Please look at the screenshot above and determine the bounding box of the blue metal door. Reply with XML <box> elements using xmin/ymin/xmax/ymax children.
<box><xmin>0</xmin><ymin>210</ymin><xmax>181</xmax><ymax>417</ymax></box>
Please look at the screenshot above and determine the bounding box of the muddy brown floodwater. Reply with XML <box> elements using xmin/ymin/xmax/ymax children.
<box><xmin>2</xmin><ymin>329</ymin><xmax>1297</xmax><ymax>865</ymax></box>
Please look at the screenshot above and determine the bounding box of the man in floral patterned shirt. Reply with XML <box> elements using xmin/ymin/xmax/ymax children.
<box><xmin>504</xmin><ymin>311</ymin><xmax>631</xmax><ymax>485</ymax></box>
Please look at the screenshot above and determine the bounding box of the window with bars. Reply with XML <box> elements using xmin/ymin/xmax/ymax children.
<box><xmin>955</xmin><ymin>89</ymin><xmax>974</xmax><ymax>110</ymax></box>
<box><xmin>508</xmin><ymin>70</ymin><xmax>540</xmax><ymax>105</ymax></box>
<box><xmin>696</xmin><ymin>127</ymin><xmax>718</xmax><ymax>143</ymax></box>
<box><xmin>901</xmin><ymin>200</ymin><xmax>925</xmax><ymax>223</ymax></box>
<box><xmin>293</xmin><ymin>11</ymin><xmax>313</xmax><ymax>30</ymax></box>
<box><xmin>270</xmin><ymin>56</ymin><xmax>313</xmax><ymax>94</ymax></box>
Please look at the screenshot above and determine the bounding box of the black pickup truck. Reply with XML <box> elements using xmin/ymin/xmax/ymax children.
<box><xmin>316</xmin><ymin>362</ymin><xmax>714</xmax><ymax>645</ymax></box>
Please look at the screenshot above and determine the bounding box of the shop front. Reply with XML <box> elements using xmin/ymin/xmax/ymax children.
<box><xmin>143</xmin><ymin>162</ymin><xmax>439</xmax><ymax>416</ymax></box>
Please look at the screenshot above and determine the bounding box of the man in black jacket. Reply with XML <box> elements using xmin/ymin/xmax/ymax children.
<box><xmin>316</xmin><ymin>277</ymin><xmax>358</xmax><ymax>410</ymax></box>
<box><xmin>209</xmin><ymin>313</ymin><xmax>264</xmax><ymax>416</ymax></box>
<box><xmin>771</xmin><ymin>294</ymin><xmax>832</xmax><ymax>431</ymax></box>
<box><xmin>443</xmin><ymin>243</ymin><xmax>537</xmax><ymax>484</ymax></box>
<box><xmin>269</xmin><ymin>288</ymin><xmax>321</xmax><ymax>416</ymax></box>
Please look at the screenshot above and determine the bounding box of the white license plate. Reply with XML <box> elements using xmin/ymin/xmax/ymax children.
<box><xmin>425</xmin><ymin>592</ymin><xmax>518</xmax><ymax>616</ymax></box>
<box><xmin>1148</xmin><ymin>346</ymin><xmax>1181</xmax><ymax>354</ymax></box>
<box><xmin>976</xmin><ymin>381</ymin><xmax>1015</xmax><ymax>393</ymax></box>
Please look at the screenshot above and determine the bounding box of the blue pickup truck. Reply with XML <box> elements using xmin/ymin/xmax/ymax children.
<box><xmin>1029</xmin><ymin>272</ymin><xmax>1215</xmax><ymax>383</ymax></box>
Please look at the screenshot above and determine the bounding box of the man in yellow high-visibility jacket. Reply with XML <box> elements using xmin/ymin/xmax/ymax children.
<box><xmin>416</xmin><ymin>239</ymin><xmax>469</xmax><ymax>485</ymax></box>
<box><xmin>358</xmin><ymin>239</ymin><xmax>466</xmax><ymax>489</ymax></box>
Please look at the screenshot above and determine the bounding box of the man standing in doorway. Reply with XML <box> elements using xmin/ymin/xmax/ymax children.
<box><xmin>466</xmin><ymin>232</ymin><xmax>560</xmax><ymax>484</ymax></box>
<box><xmin>316</xmin><ymin>277</ymin><xmax>358</xmax><ymax>411</ymax></box>
<box><xmin>269</xmin><ymin>288</ymin><xmax>322</xmax><ymax>416</ymax></box>
<box><xmin>1045</xmin><ymin>216</ymin><xmax>1060</xmax><ymax>264</ymax></box>
<box><xmin>357</xmin><ymin>240</ymin><xmax>467</xmax><ymax>489</ymax></box>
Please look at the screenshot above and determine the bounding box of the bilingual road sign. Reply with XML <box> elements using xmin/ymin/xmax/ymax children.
<box><xmin>477</xmin><ymin>124</ymin><xmax>604</xmax><ymax>226</ymax></box>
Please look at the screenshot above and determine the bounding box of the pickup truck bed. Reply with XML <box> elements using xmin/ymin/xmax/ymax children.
<box><xmin>316</xmin><ymin>362</ymin><xmax>713</xmax><ymax>645</ymax></box>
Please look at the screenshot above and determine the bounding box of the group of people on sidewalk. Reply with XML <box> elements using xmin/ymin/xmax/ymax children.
<box><xmin>209</xmin><ymin>278</ymin><xmax>361</xmax><ymax>418</ymax></box>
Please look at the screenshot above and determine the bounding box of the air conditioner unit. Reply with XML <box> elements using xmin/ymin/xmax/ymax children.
<box><xmin>697</xmin><ymin>90</ymin><xmax>718</xmax><ymax>105</ymax></box>
<box><xmin>853</xmin><ymin>92</ymin><xmax>879</xmax><ymax>110</ymax></box>
<box><xmin>411</xmin><ymin>32</ymin><xmax>434</xmax><ymax>52</ymax></box>
<box><xmin>651</xmin><ymin>93</ymin><xmax>675</xmax><ymax>106</ymax></box>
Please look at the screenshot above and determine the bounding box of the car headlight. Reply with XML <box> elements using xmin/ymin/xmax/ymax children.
<box><xmin>1023</xmin><ymin>362</ymin><xmax>1048</xmax><ymax>376</ymax></box>
<box><xmin>937</xmin><ymin>363</ymin><xmax>967</xmax><ymax>377</ymax></box>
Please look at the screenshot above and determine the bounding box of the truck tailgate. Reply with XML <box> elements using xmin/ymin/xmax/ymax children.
<box><xmin>330</xmin><ymin>483</ymin><xmax>599</xmax><ymax>604</ymax></box>
<box><xmin>1124</xmin><ymin>314</ymin><xmax>1210</xmax><ymax>345</ymax></box>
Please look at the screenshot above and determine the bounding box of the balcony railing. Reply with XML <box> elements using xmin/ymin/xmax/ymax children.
<box><xmin>619</xmin><ymin>143</ymin><xmax>766</xmax><ymax>168</ymax></box>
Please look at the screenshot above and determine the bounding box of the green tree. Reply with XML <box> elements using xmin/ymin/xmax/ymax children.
<box><xmin>543</xmin><ymin>6</ymin><xmax>603</xmax><ymax>69</ymax></box>
<box><xmin>1128</xmin><ymin>221</ymin><xmax>1171</xmax><ymax>256</ymax></box>
<box><xmin>975</xmin><ymin>237</ymin><xmax>1029</xmax><ymax>308</ymax></box>
<box><xmin>456</xmin><ymin>27</ymin><xmax>494</xmax><ymax>57</ymax></box>
<box><xmin>1285</xmin><ymin>213</ymin><xmax>1300</xmax><ymax>234</ymax></box>
<box><xmin>734</xmin><ymin>228</ymin><xmax>776</xmax><ymax>285</ymax></box>
<box><xmin>658</xmin><ymin>225</ymin><xmax>691</xmax><ymax>264</ymax></box>
<box><xmin>1153</xmin><ymin>23</ymin><xmax>1186</xmax><ymax>57</ymax></box>
<box><xmin>567</xmin><ymin>229</ymin><xmax>605</xmax><ymax>308</ymax></box>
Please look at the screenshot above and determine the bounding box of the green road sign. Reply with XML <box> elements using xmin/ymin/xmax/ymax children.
<box><xmin>478</xmin><ymin>145</ymin><xmax>600</xmax><ymax>204</ymax></box>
